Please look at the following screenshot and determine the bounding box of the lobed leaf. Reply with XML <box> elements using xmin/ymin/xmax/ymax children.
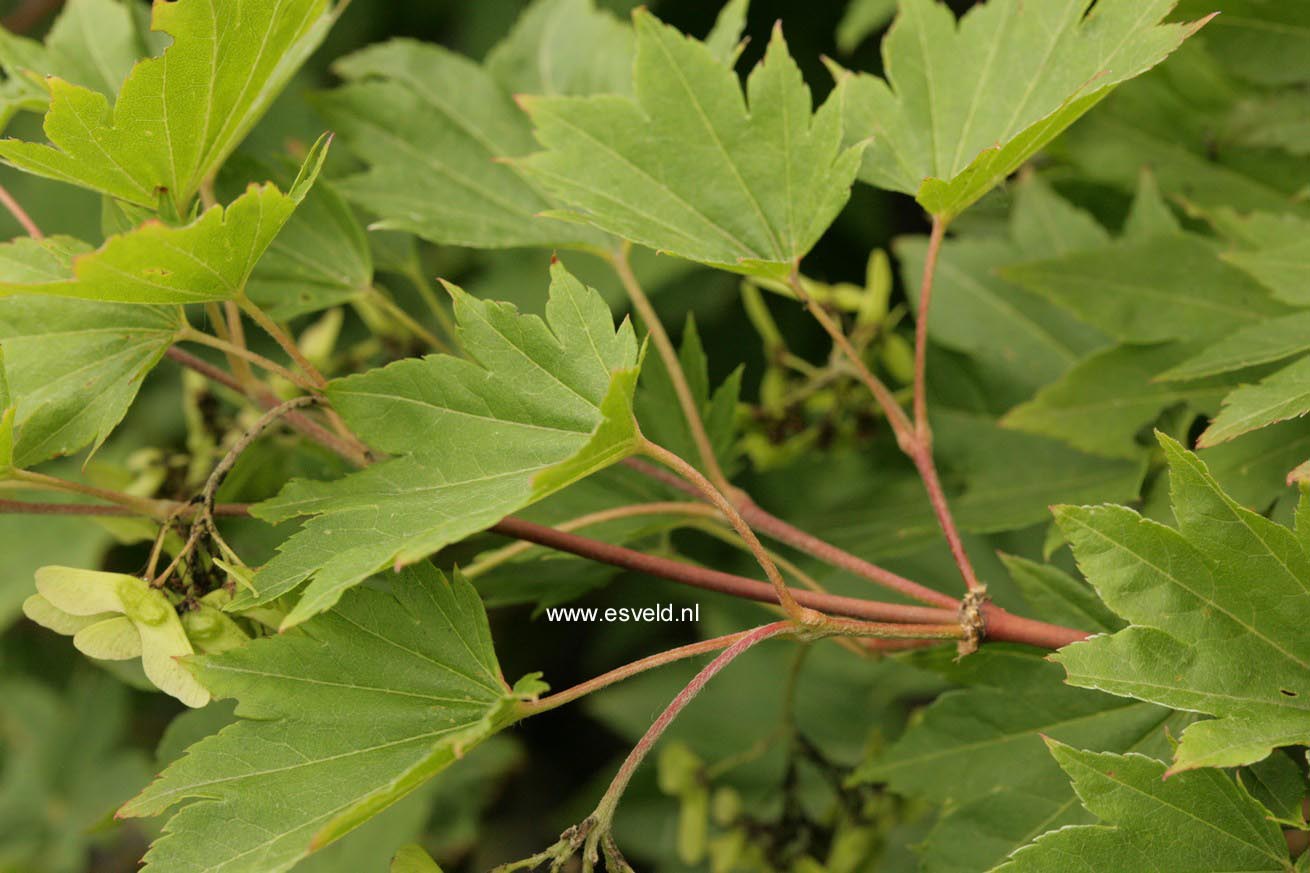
<box><xmin>0</xmin><ymin>139</ymin><xmax>326</xmax><ymax>304</ymax></box>
<box><xmin>0</xmin><ymin>292</ymin><xmax>181</xmax><ymax>465</ymax></box>
<box><xmin>240</xmin><ymin>262</ymin><xmax>641</xmax><ymax>627</ymax></box>
<box><xmin>0</xmin><ymin>0</ymin><xmax>336</xmax><ymax>208</ymax></box>
<box><xmin>1055</xmin><ymin>433</ymin><xmax>1310</xmax><ymax>772</ymax></box>
<box><xmin>832</xmin><ymin>0</ymin><xmax>1205</xmax><ymax>218</ymax></box>
<box><xmin>518</xmin><ymin>11</ymin><xmax>862</xmax><ymax>278</ymax></box>
<box><xmin>121</xmin><ymin>565</ymin><xmax>535</xmax><ymax>873</ymax></box>
<box><xmin>993</xmin><ymin>741</ymin><xmax>1292</xmax><ymax>872</ymax></box>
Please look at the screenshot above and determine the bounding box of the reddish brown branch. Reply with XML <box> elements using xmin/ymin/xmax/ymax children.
<box><xmin>161</xmin><ymin>348</ymin><xmax>1088</xmax><ymax>649</ymax></box>
<box><xmin>495</xmin><ymin>516</ymin><xmax>949</xmax><ymax>626</ymax></box>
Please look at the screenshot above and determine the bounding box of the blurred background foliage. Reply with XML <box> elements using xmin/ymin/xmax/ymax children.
<box><xmin>1</xmin><ymin>0</ymin><xmax>1308</xmax><ymax>870</ymax></box>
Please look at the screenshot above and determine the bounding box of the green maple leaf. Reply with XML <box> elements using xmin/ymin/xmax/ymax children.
<box><xmin>1199</xmin><ymin>355</ymin><xmax>1310</xmax><ymax>447</ymax></box>
<box><xmin>0</xmin><ymin>346</ymin><xmax>12</xmax><ymax>472</ymax></box>
<box><xmin>857</xmin><ymin>651</ymin><xmax>1183</xmax><ymax>873</ymax></box>
<box><xmin>1054</xmin><ymin>433</ymin><xmax>1310</xmax><ymax>772</ymax></box>
<box><xmin>1162</xmin><ymin>311</ymin><xmax>1310</xmax><ymax>382</ymax></box>
<box><xmin>517</xmin><ymin>11</ymin><xmax>862</xmax><ymax>279</ymax></box>
<box><xmin>0</xmin><ymin>296</ymin><xmax>180</xmax><ymax>466</ymax></box>
<box><xmin>238</xmin><ymin>262</ymin><xmax>641</xmax><ymax>628</ymax></box>
<box><xmin>831</xmin><ymin>0</ymin><xmax>1206</xmax><ymax>219</ymax></box>
<box><xmin>0</xmin><ymin>235</ymin><xmax>183</xmax><ymax>465</ymax></box>
<box><xmin>0</xmin><ymin>0</ymin><xmax>141</xmax><ymax>130</ymax></box>
<box><xmin>635</xmin><ymin>314</ymin><xmax>742</xmax><ymax>478</ymax></box>
<box><xmin>0</xmin><ymin>0</ymin><xmax>336</xmax><ymax>208</ymax></box>
<box><xmin>993</xmin><ymin>741</ymin><xmax>1292</xmax><ymax>873</ymax></box>
<box><xmin>222</xmin><ymin>156</ymin><xmax>374</xmax><ymax>320</ymax></box>
<box><xmin>119</xmin><ymin>565</ymin><xmax>539</xmax><ymax>873</ymax></box>
<box><xmin>317</xmin><ymin>28</ymin><xmax>614</xmax><ymax>250</ymax></box>
<box><xmin>0</xmin><ymin>140</ymin><xmax>325</xmax><ymax>304</ymax></box>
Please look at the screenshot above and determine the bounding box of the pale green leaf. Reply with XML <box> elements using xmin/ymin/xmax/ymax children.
<box><xmin>485</xmin><ymin>0</ymin><xmax>634</xmax><ymax>96</ymax></box>
<box><xmin>1055</xmin><ymin>434</ymin><xmax>1310</xmax><ymax>772</ymax></box>
<box><xmin>0</xmin><ymin>345</ymin><xmax>11</xmax><ymax>471</ymax></box>
<box><xmin>1243</xmin><ymin>751</ymin><xmax>1308</xmax><ymax>828</ymax></box>
<box><xmin>1002</xmin><ymin>342</ymin><xmax>1235</xmax><ymax>458</ymax></box>
<box><xmin>240</xmin><ymin>262</ymin><xmax>641</xmax><ymax>627</ymax></box>
<box><xmin>519</xmin><ymin>12</ymin><xmax>862</xmax><ymax>278</ymax></box>
<box><xmin>1226</xmin><ymin>235</ymin><xmax>1310</xmax><ymax>307</ymax></box>
<box><xmin>319</xmin><ymin>39</ymin><xmax>609</xmax><ymax>250</ymax></box>
<box><xmin>1201</xmin><ymin>355</ymin><xmax>1310</xmax><ymax>447</ymax></box>
<box><xmin>1001</xmin><ymin>234</ymin><xmax>1292</xmax><ymax>344</ymax></box>
<box><xmin>223</xmin><ymin>157</ymin><xmax>374</xmax><ymax>320</ymax></box>
<box><xmin>0</xmin><ymin>141</ymin><xmax>325</xmax><ymax>304</ymax></box>
<box><xmin>832</xmin><ymin>0</ymin><xmax>1203</xmax><ymax>218</ymax></box>
<box><xmin>703</xmin><ymin>0</ymin><xmax>751</xmax><ymax>66</ymax></box>
<box><xmin>121</xmin><ymin>565</ymin><xmax>534</xmax><ymax>873</ymax></box>
<box><xmin>0</xmin><ymin>0</ymin><xmax>140</xmax><ymax>129</ymax></box>
<box><xmin>0</xmin><ymin>292</ymin><xmax>181</xmax><ymax>465</ymax></box>
<box><xmin>993</xmin><ymin>742</ymin><xmax>1292</xmax><ymax>873</ymax></box>
<box><xmin>31</xmin><ymin>567</ymin><xmax>208</xmax><ymax>707</ymax></box>
<box><xmin>0</xmin><ymin>0</ymin><xmax>336</xmax><ymax>208</ymax></box>
<box><xmin>1225</xmin><ymin>92</ymin><xmax>1310</xmax><ymax>157</ymax></box>
<box><xmin>1055</xmin><ymin>41</ymin><xmax>1310</xmax><ymax>215</ymax></box>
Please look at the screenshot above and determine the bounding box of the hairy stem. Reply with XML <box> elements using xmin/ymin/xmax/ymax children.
<box><xmin>611</xmin><ymin>244</ymin><xmax>732</xmax><ymax>494</ymax></box>
<box><xmin>913</xmin><ymin>217</ymin><xmax>946</xmax><ymax>434</ymax></box>
<box><xmin>520</xmin><ymin>628</ymin><xmax>763</xmax><ymax>717</ymax></box>
<box><xmin>238</xmin><ymin>298</ymin><xmax>330</xmax><ymax>389</ymax></box>
<box><xmin>0</xmin><ymin>183</ymin><xmax>42</xmax><ymax>238</ymax></box>
<box><xmin>589</xmin><ymin>622</ymin><xmax>792</xmax><ymax>829</ymax></box>
<box><xmin>624</xmin><ymin>457</ymin><xmax>957</xmax><ymax>608</ymax></box>
<box><xmin>165</xmin><ymin>347</ymin><xmax>1086</xmax><ymax>649</ymax></box>
<box><xmin>490</xmin><ymin>517</ymin><xmax>1087</xmax><ymax>648</ymax></box>
<box><xmin>640</xmin><ymin>436</ymin><xmax>812</xmax><ymax>623</ymax></box>
<box><xmin>491</xmin><ymin>516</ymin><xmax>956</xmax><ymax>626</ymax></box>
<box><xmin>906</xmin><ymin>216</ymin><xmax>984</xmax><ymax>593</ymax></box>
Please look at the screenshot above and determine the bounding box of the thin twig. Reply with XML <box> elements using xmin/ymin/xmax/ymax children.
<box><xmin>588</xmin><ymin>622</ymin><xmax>791</xmax><ymax>830</ymax></box>
<box><xmin>641</xmin><ymin>437</ymin><xmax>813</xmax><ymax>624</ymax></box>
<box><xmin>611</xmin><ymin>243</ymin><xmax>733</xmax><ymax>494</ymax></box>
<box><xmin>0</xmin><ymin>183</ymin><xmax>42</xmax><ymax>238</ymax></box>
<box><xmin>165</xmin><ymin>347</ymin><xmax>370</xmax><ymax>466</ymax></box>
<box><xmin>623</xmin><ymin>457</ymin><xmax>956</xmax><ymax>608</ymax></box>
<box><xmin>180</xmin><ymin>328</ymin><xmax>319</xmax><ymax>392</ymax></box>
<box><xmin>785</xmin><ymin>267</ymin><xmax>914</xmax><ymax>451</ymax></box>
<box><xmin>153</xmin><ymin>396</ymin><xmax>322</xmax><ymax>588</ymax></box>
<box><xmin>239</xmin><ymin>298</ymin><xmax>330</xmax><ymax>389</ymax></box>
<box><xmin>163</xmin><ymin>345</ymin><xmax>1086</xmax><ymax>649</ymax></box>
